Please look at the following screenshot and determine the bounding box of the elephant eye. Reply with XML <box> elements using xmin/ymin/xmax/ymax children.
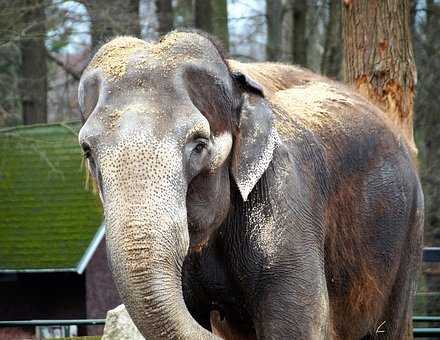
<box><xmin>194</xmin><ymin>141</ymin><xmax>207</xmax><ymax>154</ymax></box>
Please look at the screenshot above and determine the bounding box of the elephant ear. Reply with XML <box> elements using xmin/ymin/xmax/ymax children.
<box><xmin>230</xmin><ymin>71</ymin><xmax>280</xmax><ymax>202</ymax></box>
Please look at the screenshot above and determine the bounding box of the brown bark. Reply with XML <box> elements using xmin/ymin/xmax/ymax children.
<box><xmin>19</xmin><ymin>0</ymin><xmax>47</xmax><ymax>124</ymax></box>
<box><xmin>321</xmin><ymin>0</ymin><xmax>341</xmax><ymax>78</ymax></box>
<box><xmin>266</xmin><ymin>0</ymin><xmax>283</xmax><ymax>61</ymax></box>
<box><xmin>155</xmin><ymin>0</ymin><xmax>173</xmax><ymax>36</ymax></box>
<box><xmin>291</xmin><ymin>0</ymin><xmax>308</xmax><ymax>66</ymax></box>
<box><xmin>342</xmin><ymin>0</ymin><xmax>417</xmax><ymax>154</ymax></box>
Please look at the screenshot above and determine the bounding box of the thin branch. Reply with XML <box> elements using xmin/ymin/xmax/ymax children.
<box><xmin>47</xmin><ymin>52</ymin><xmax>81</xmax><ymax>80</ymax></box>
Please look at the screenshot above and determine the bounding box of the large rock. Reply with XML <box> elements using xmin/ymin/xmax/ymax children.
<box><xmin>102</xmin><ymin>304</ymin><xmax>145</xmax><ymax>340</ymax></box>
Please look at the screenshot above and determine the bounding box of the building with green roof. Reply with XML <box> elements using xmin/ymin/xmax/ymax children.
<box><xmin>0</xmin><ymin>122</ymin><xmax>120</xmax><ymax>337</ymax></box>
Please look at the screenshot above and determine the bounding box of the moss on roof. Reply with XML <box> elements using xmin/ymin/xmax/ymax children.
<box><xmin>0</xmin><ymin>121</ymin><xmax>103</xmax><ymax>271</ymax></box>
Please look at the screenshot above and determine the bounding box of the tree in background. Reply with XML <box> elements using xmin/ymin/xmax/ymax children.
<box><xmin>321</xmin><ymin>0</ymin><xmax>341</xmax><ymax>78</ymax></box>
<box><xmin>155</xmin><ymin>0</ymin><xmax>173</xmax><ymax>36</ymax></box>
<box><xmin>0</xmin><ymin>1</ymin><xmax>22</xmax><ymax>125</ymax></box>
<box><xmin>194</xmin><ymin>0</ymin><xmax>229</xmax><ymax>51</ymax></box>
<box><xmin>212</xmin><ymin>0</ymin><xmax>229</xmax><ymax>50</ymax></box>
<box><xmin>413</xmin><ymin>0</ymin><xmax>440</xmax><ymax>246</ymax></box>
<box><xmin>19</xmin><ymin>0</ymin><xmax>48</xmax><ymax>124</ymax></box>
<box><xmin>174</xmin><ymin>0</ymin><xmax>193</xmax><ymax>28</ymax></box>
<box><xmin>290</xmin><ymin>0</ymin><xmax>307</xmax><ymax>66</ymax></box>
<box><xmin>266</xmin><ymin>0</ymin><xmax>283</xmax><ymax>61</ymax></box>
<box><xmin>412</xmin><ymin>0</ymin><xmax>440</xmax><ymax>320</ymax></box>
<box><xmin>342</xmin><ymin>0</ymin><xmax>417</xmax><ymax>154</ymax></box>
<box><xmin>194</xmin><ymin>0</ymin><xmax>213</xmax><ymax>36</ymax></box>
<box><xmin>82</xmin><ymin>0</ymin><xmax>141</xmax><ymax>48</ymax></box>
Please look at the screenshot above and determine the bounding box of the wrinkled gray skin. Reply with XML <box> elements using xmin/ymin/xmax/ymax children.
<box><xmin>79</xmin><ymin>32</ymin><xmax>252</xmax><ymax>339</ymax></box>
<box><xmin>79</xmin><ymin>31</ymin><xmax>423</xmax><ymax>339</ymax></box>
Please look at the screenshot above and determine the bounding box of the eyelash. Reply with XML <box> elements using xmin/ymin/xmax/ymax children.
<box><xmin>81</xmin><ymin>143</ymin><xmax>92</xmax><ymax>159</ymax></box>
<box><xmin>83</xmin><ymin>150</ymin><xmax>91</xmax><ymax>159</ymax></box>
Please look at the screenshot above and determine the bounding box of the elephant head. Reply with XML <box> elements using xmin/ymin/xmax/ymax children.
<box><xmin>78</xmin><ymin>31</ymin><xmax>279</xmax><ymax>339</ymax></box>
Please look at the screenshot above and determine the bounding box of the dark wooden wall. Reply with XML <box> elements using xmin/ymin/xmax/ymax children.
<box><xmin>85</xmin><ymin>239</ymin><xmax>121</xmax><ymax>335</ymax></box>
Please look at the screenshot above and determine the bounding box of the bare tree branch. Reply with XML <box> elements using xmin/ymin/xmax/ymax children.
<box><xmin>47</xmin><ymin>52</ymin><xmax>81</xmax><ymax>81</ymax></box>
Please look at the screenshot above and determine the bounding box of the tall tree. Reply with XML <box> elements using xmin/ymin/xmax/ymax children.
<box><xmin>194</xmin><ymin>0</ymin><xmax>229</xmax><ymax>51</ymax></box>
<box><xmin>342</xmin><ymin>0</ymin><xmax>417</xmax><ymax>154</ymax></box>
<box><xmin>195</xmin><ymin>0</ymin><xmax>213</xmax><ymax>34</ymax></box>
<box><xmin>321</xmin><ymin>0</ymin><xmax>341</xmax><ymax>78</ymax></box>
<box><xmin>83</xmin><ymin>0</ymin><xmax>141</xmax><ymax>48</ymax></box>
<box><xmin>174</xmin><ymin>0</ymin><xmax>193</xmax><ymax>28</ymax></box>
<box><xmin>155</xmin><ymin>0</ymin><xmax>173</xmax><ymax>36</ymax></box>
<box><xmin>19</xmin><ymin>0</ymin><xmax>47</xmax><ymax>124</ymax></box>
<box><xmin>290</xmin><ymin>0</ymin><xmax>308</xmax><ymax>66</ymax></box>
<box><xmin>266</xmin><ymin>0</ymin><xmax>283</xmax><ymax>61</ymax></box>
<box><xmin>212</xmin><ymin>0</ymin><xmax>229</xmax><ymax>51</ymax></box>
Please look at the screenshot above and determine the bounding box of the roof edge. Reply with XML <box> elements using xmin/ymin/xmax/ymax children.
<box><xmin>0</xmin><ymin>268</ymin><xmax>77</xmax><ymax>273</ymax></box>
<box><xmin>76</xmin><ymin>222</ymin><xmax>106</xmax><ymax>274</ymax></box>
<box><xmin>0</xmin><ymin>120</ymin><xmax>81</xmax><ymax>133</ymax></box>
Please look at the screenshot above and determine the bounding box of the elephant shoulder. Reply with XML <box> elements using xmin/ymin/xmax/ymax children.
<box><xmin>269</xmin><ymin>79</ymin><xmax>396</xmax><ymax>145</ymax></box>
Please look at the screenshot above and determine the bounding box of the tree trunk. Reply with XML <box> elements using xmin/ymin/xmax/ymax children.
<box><xmin>291</xmin><ymin>0</ymin><xmax>308</xmax><ymax>66</ymax></box>
<box><xmin>321</xmin><ymin>0</ymin><xmax>341</xmax><ymax>78</ymax></box>
<box><xmin>342</xmin><ymin>0</ymin><xmax>417</xmax><ymax>154</ymax></box>
<box><xmin>84</xmin><ymin>0</ymin><xmax>141</xmax><ymax>48</ymax></box>
<box><xmin>414</xmin><ymin>2</ymin><xmax>440</xmax><ymax>320</ymax></box>
<box><xmin>266</xmin><ymin>0</ymin><xmax>283</xmax><ymax>61</ymax></box>
<box><xmin>212</xmin><ymin>0</ymin><xmax>229</xmax><ymax>51</ymax></box>
<box><xmin>409</xmin><ymin>0</ymin><xmax>417</xmax><ymax>36</ymax></box>
<box><xmin>195</xmin><ymin>0</ymin><xmax>229</xmax><ymax>51</ymax></box>
<box><xmin>19</xmin><ymin>0</ymin><xmax>47</xmax><ymax>124</ymax></box>
<box><xmin>195</xmin><ymin>0</ymin><xmax>213</xmax><ymax>35</ymax></box>
<box><xmin>174</xmin><ymin>0</ymin><xmax>193</xmax><ymax>27</ymax></box>
<box><xmin>155</xmin><ymin>0</ymin><xmax>173</xmax><ymax>36</ymax></box>
<box><xmin>127</xmin><ymin>0</ymin><xmax>141</xmax><ymax>38</ymax></box>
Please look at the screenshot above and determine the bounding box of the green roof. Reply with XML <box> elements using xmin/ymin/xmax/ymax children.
<box><xmin>0</xmin><ymin>121</ymin><xmax>103</xmax><ymax>272</ymax></box>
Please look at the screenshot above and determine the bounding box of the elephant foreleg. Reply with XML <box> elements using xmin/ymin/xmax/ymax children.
<box><xmin>252</xmin><ymin>262</ymin><xmax>330</xmax><ymax>339</ymax></box>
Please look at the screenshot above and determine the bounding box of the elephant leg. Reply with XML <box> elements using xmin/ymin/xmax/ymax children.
<box><xmin>361</xmin><ymin>269</ymin><xmax>415</xmax><ymax>340</ymax></box>
<box><xmin>252</xmin><ymin>261</ymin><xmax>330</xmax><ymax>339</ymax></box>
<box><xmin>363</xmin><ymin>217</ymin><xmax>423</xmax><ymax>340</ymax></box>
<box><xmin>373</xmin><ymin>267</ymin><xmax>420</xmax><ymax>338</ymax></box>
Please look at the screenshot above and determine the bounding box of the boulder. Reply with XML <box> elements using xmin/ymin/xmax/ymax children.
<box><xmin>102</xmin><ymin>304</ymin><xmax>145</xmax><ymax>340</ymax></box>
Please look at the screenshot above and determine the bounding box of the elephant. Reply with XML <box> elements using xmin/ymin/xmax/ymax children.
<box><xmin>78</xmin><ymin>30</ymin><xmax>424</xmax><ymax>339</ymax></box>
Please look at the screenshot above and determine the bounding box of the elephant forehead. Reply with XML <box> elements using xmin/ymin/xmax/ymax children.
<box><xmin>87</xmin><ymin>37</ymin><xmax>148</xmax><ymax>79</ymax></box>
<box><xmin>87</xmin><ymin>32</ymin><xmax>225</xmax><ymax>81</ymax></box>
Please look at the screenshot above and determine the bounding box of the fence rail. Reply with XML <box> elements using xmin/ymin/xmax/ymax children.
<box><xmin>0</xmin><ymin>319</ymin><xmax>105</xmax><ymax>326</ymax></box>
<box><xmin>423</xmin><ymin>247</ymin><xmax>440</xmax><ymax>262</ymax></box>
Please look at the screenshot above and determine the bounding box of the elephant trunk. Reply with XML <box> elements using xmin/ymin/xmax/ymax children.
<box><xmin>100</xmin><ymin>139</ymin><xmax>218</xmax><ymax>340</ymax></box>
<box><xmin>105</xmin><ymin>199</ymin><xmax>217</xmax><ymax>340</ymax></box>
